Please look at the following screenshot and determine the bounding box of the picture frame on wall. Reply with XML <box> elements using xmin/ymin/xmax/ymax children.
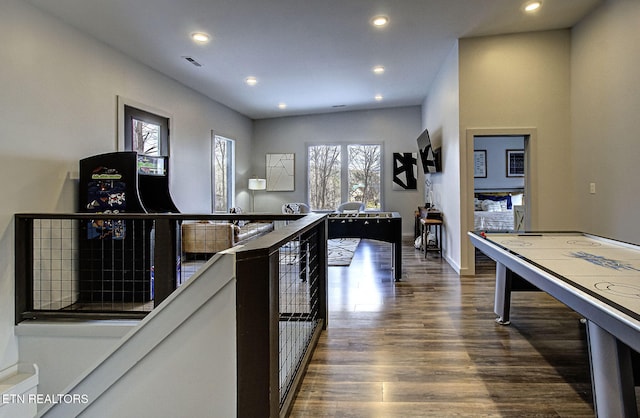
<box><xmin>474</xmin><ymin>150</ymin><xmax>487</xmax><ymax>178</ymax></box>
<box><xmin>266</xmin><ymin>153</ymin><xmax>295</xmax><ymax>191</ymax></box>
<box><xmin>506</xmin><ymin>149</ymin><xmax>525</xmax><ymax>177</ymax></box>
<box><xmin>392</xmin><ymin>152</ymin><xmax>418</xmax><ymax>190</ymax></box>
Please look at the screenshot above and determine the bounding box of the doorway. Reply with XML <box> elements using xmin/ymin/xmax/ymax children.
<box><xmin>465</xmin><ymin>128</ymin><xmax>535</xmax><ymax>276</ymax></box>
<box><xmin>473</xmin><ymin>135</ymin><xmax>527</xmax><ymax>230</ymax></box>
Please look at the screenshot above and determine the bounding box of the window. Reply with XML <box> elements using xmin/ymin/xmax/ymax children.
<box><xmin>348</xmin><ymin>144</ymin><xmax>381</xmax><ymax>210</ymax></box>
<box><xmin>307</xmin><ymin>144</ymin><xmax>382</xmax><ymax>211</ymax></box>
<box><xmin>124</xmin><ymin>105</ymin><xmax>169</xmax><ymax>156</ymax></box>
<box><xmin>212</xmin><ymin>134</ymin><xmax>235</xmax><ymax>212</ymax></box>
<box><xmin>308</xmin><ymin>145</ymin><xmax>341</xmax><ymax>210</ymax></box>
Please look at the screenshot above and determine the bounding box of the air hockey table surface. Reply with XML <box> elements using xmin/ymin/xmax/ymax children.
<box><xmin>469</xmin><ymin>231</ymin><xmax>640</xmax><ymax>418</ymax></box>
<box><xmin>477</xmin><ymin>232</ymin><xmax>640</xmax><ymax>323</ymax></box>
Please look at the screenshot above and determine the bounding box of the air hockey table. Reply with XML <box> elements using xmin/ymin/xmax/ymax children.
<box><xmin>469</xmin><ymin>231</ymin><xmax>640</xmax><ymax>418</ymax></box>
<box><xmin>328</xmin><ymin>212</ymin><xmax>402</xmax><ymax>281</ymax></box>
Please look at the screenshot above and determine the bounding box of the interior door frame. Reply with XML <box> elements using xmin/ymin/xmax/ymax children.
<box><xmin>463</xmin><ymin>127</ymin><xmax>537</xmax><ymax>276</ymax></box>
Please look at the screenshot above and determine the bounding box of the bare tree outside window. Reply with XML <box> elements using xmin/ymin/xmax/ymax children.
<box><xmin>348</xmin><ymin>144</ymin><xmax>381</xmax><ymax>210</ymax></box>
<box><xmin>132</xmin><ymin>119</ymin><xmax>160</xmax><ymax>155</ymax></box>
<box><xmin>308</xmin><ymin>143</ymin><xmax>382</xmax><ymax>211</ymax></box>
<box><xmin>213</xmin><ymin>135</ymin><xmax>235</xmax><ymax>212</ymax></box>
<box><xmin>124</xmin><ymin>104</ymin><xmax>169</xmax><ymax>156</ymax></box>
<box><xmin>308</xmin><ymin>145</ymin><xmax>341</xmax><ymax>210</ymax></box>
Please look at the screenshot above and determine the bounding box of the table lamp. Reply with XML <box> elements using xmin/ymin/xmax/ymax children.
<box><xmin>248</xmin><ymin>178</ymin><xmax>266</xmax><ymax>212</ymax></box>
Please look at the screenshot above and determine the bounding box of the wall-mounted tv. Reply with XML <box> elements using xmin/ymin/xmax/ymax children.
<box><xmin>417</xmin><ymin>128</ymin><xmax>441</xmax><ymax>173</ymax></box>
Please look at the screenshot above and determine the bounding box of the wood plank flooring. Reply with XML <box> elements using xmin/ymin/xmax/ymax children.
<box><xmin>289</xmin><ymin>239</ymin><xmax>600</xmax><ymax>417</ymax></box>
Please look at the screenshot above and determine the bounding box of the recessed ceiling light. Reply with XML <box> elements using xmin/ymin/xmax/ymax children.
<box><xmin>371</xmin><ymin>16</ymin><xmax>389</xmax><ymax>27</ymax></box>
<box><xmin>191</xmin><ymin>32</ymin><xmax>210</xmax><ymax>43</ymax></box>
<box><xmin>373</xmin><ymin>65</ymin><xmax>385</xmax><ymax>74</ymax></box>
<box><xmin>278</xmin><ymin>103</ymin><xmax>287</xmax><ymax>109</ymax></box>
<box><xmin>245</xmin><ymin>76</ymin><xmax>257</xmax><ymax>86</ymax></box>
<box><xmin>524</xmin><ymin>1</ymin><xmax>542</xmax><ymax>12</ymax></box>
<box><xmin>375</xmin><ymin>94</ymin><xmax>383</xmax><ymax>101</ymax></box>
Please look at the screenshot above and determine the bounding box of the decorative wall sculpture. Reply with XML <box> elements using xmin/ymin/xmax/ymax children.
<box><xmin>392</xmin><ymin>152</ymin><xmax>418</xmax><ymax>190</ymax></box>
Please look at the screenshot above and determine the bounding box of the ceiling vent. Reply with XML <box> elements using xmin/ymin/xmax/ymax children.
<box><xmin>182</xmin><ymin>56</ymin><xmax>202</xmax><ymax>67</ymax></box>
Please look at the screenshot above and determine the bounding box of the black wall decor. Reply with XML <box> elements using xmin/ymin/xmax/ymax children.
<box><xmin>392</xmin><ymin>152</ymin><xmax>418</xmax><ymax>190</ymax></box>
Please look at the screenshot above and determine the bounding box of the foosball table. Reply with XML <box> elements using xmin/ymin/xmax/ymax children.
<box><xmin>327</xmin><ymin>212</ymin><xmax>402</xmax><ymax>281</ymax></box>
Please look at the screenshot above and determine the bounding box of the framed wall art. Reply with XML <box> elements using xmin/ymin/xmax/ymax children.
<box><xmin>506</xmin><ymin>149</ymin><xmax>524</xmax><ymax>177</ymax></box>
<box><xmin>392</xmin><ymin>152</ymin><xmax>418</xmax><ymax>190</ymax></box>
<box><xmin>266</xmin><ymin>153</ymin><xmax>295</xmax><ymax>191</ymax></box>
<box><xmin>474</xmin><ymin>150</ymin><xmax>487</xmax><ymax>178</ymax></box>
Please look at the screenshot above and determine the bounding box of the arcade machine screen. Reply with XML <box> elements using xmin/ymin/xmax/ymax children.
<box><xmin>137</xmin><ymin>154</ymin><xmax>179</xmax><ymax>213</ymax></box>
<box><xmin>138</xmin><ymin>154</ymin><xmax>166</xmax><ymax>176</ymax></box>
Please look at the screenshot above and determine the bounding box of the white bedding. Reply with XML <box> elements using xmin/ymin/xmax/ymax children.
<box><xmin>473</xmin><ymin>191</ymin><xmax>523</xmax><ymax>231</ymax></box>
<box><xmin>474</xmin><ymin>210</ymin><xmax>514</xmax><ymax>231</ymax></box>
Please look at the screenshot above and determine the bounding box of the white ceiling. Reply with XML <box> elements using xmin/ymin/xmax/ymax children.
<box><xmin>26</xmin><ymin>0</ymin><xmax>602</xmax><ymax>119</ymax></box>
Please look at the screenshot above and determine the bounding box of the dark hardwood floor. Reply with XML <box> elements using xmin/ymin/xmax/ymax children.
<box><xmin>289</xmin><ymin>238</ymin><xmax>601</xmax><ymax>417</ymax></box>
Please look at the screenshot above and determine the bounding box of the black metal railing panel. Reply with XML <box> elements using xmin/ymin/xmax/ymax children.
<box><xmin>234</xmin><ymin>213</ymin><xmax>328</xmax><ymax>418</ymax></box>
<box><xmin>15</xmin><ymin>212</ymin><xmax>328</xmax><ymax>418</ymax></box>
<box><xmin>32</xmin><ymin>218</ymin><xmax>80</xmax><ymax>311</ymax></box>
<box><xmin>15</xmin><ymin>213</ymin><xmax>302</xmax><ymax>321</ymax></box>
<box><xmin>277</xmin><ymin>229</ymin><xmax>321</xmax><ymax>406</ymax></box>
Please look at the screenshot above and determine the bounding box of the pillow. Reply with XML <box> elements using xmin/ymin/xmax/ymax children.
<box><xmin>229</xmin><ymin>207</ymin><xmax>247</xmax><ymax>227</ymax></box>
<box><xmin>511</xmin><ymin>193</ymin><xmax>524</xmax><ymax>206</ymax></box>
<box><xmin>476</xmin><ymin>194</ymin><xmax>512</xmax><ymax>209</ymax></box>
<box><xmin>283</xmin><ymin>203</ymin><xmax>298</xmax><ymax>214</ymax></box>
<box><xmin>343</xmin><ymin>209</ymin><xmax>359</xmax><ymax>214</ymax></box>
<box><xmin>481</xmin><ymin>200</ymin><xmax>504</xmax><ymax>212</ymax></box>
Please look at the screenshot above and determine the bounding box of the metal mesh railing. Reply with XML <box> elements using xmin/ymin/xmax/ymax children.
<box><xmin>32</xmin><ymin>218</ymin><xmax>80</xmax><ymax>311</ymax></box>
<box><xmin>29</xmin><ymin>216</ymin><xmax>157</xmax><ymax>314</ymax></box>
<box><xmin>16</xmin><ymin>213</ymin><xmax>281</xmax><ymax>320</ymax></box>
<box><xmin>17</xmin><ymin>212</ymin><xmax>328</xmax><ymax>417</ymax></box>
<box><xmin>278</xmin><ymin>229</ymin><xmax>321</xmax><ymax>405</ymax></box>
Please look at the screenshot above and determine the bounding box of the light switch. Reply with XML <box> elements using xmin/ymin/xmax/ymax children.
<box><xmin>589</xmin><ymin>183</ymin><xmax>596</xmax><ymax>194</ymax></box>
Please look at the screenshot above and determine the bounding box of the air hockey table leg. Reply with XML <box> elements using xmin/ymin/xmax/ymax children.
<box><xmin>586</xmin><ymin>320</ymin><xmax>637</xmax><ymax>418</ymax></box>
<box><xmin>494</xmin><ymin>262</ymin><xmax>512</xmax><ymax>325</ymax></box>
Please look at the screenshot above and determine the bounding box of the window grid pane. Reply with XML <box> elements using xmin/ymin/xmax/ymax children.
<box><xmin>348</xmin><ymin>144</ymin><xmax>381</xmax><ymax>210</ymax></box>
<box><xmin>308</xmin><ymin>145</ymin><xmax>341</xmax><ymax>211</ymax></box>
<box><xmin>132</xmin><ymin>119</ymin><xmax>160</xmax><ymax>156</ymax></box>
<box><xmin>213</xmin><ymin>135</ymin><xmax>235</xmax><ymax>212</ymax></box>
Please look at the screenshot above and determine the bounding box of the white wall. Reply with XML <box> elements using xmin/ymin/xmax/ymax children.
<box><xmin>457</xmin><ymin>30</ymin><xmax>573</xmax><ymax>274</ymax></box>
<box><xmin>473</xmin><ymin>136</ymin><xmax>526</xmax><ymax>191</ymax></box>
<box><xmin>571</xmin><ymin>0</ymin><xmax>640</xmax><ymax>244</ymax></box>
<box><xmin>15</xmin><ymin>322</ymin><xmax>137</xmax><ymax>403</ymax></box>
<box><xmin>253</xmin><ymin>107</ymin><xmax>423</xmax><ymax>236</ymax></box>
<box><xmin>30</xmin><ymin>254</ymin><xmax>237</xmax><ymax>417</ymax></box>
<box><xmin>422</xmin><ymin>43</ymin><xmax>461</xmax><ymax>270</ymax></box>
<box><xmin>0</xmin><ymin>0</ymin><xmax>252</xmax><ymax>371</ymax></box>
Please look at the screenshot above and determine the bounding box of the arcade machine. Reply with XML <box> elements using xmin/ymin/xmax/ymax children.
<box><xmin>78</xmin><ymin>151</ymin><xmax>179</xmax><ymax>305</ymax></box>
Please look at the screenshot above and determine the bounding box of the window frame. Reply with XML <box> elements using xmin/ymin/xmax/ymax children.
<box><xmin>307</xmin><ymin>144</ymin><xmax>342</xmax><ymax>211</ymax></box>
<box><xmin>211</xmin><ymin>132</ymin><xmax>236</xmax><ymax>213</ymax></box>
<box><xmin>346</xmin><ymin>143</ymin><xmax>382</xmax><ymax>210</ymax></box>
<box><xmin>306</xmin><ymin>142</ymin><xmax>383</xmax><ymax>211</ymax></box>
<box><xmin>123</xmin><ymin>105</ymin><xmax>170</xmax><ymax>156</ymax></box>
<box><xmin>117</xmin><ymin>96</ymin><xmax>172</xmax><ymax>156</ymax></box>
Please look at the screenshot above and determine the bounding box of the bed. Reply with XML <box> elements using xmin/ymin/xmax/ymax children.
<box><xmin>473</xmin><ymin>190</ymin><xmax>524</xmax><ymax>231</ymax></box>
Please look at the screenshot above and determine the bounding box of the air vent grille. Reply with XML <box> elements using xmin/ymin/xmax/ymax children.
<box><xmin>182</xmin><ymin>56</ymin><xmax>202</xmax><ymax>67</ymax></box>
